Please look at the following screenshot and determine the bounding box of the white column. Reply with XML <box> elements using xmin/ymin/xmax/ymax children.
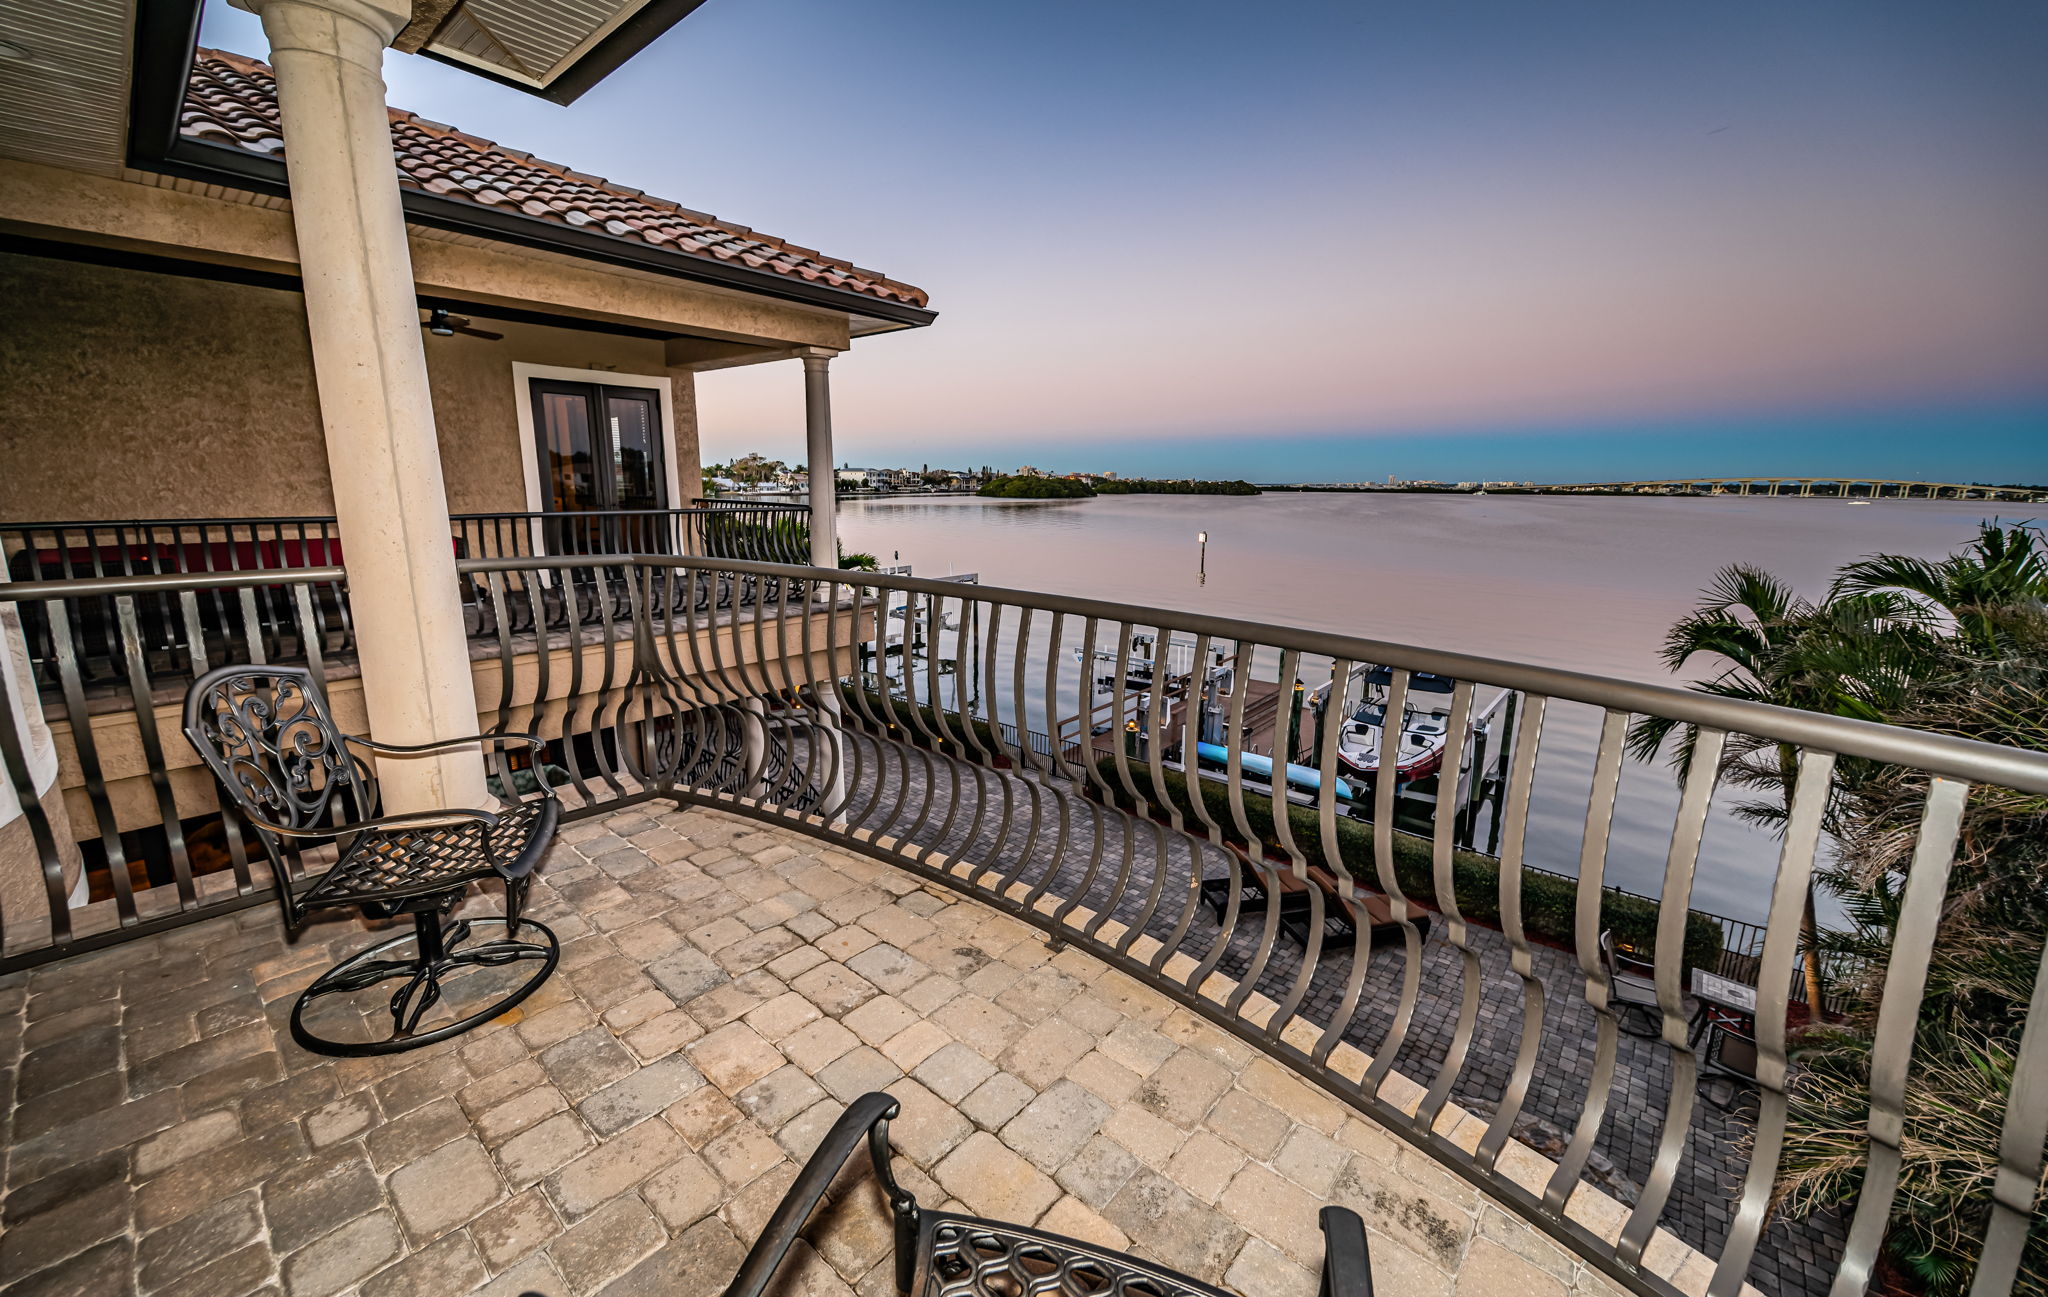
<box><xmin>234</xmin><ymin>0</ymin><xmax>485</xmax><ymax>810</ymax></box>
<box><xmin>799</xmin><ymin>347</ymin><xmax>842</xmax><ymax>569</ymax></box>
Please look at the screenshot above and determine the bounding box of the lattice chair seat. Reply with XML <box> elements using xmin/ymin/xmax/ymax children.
<box><xmin>183</xmin><ymin>664</ymin><xmax>563</xmax><ymax>1057</ymax></box>
<box><xmin>718</xmin><ymin>1092</ymin><xmax>1373</xmax><ymax>1297</ymax></box>
<box><xmin>301</xmin><ymin>798</ymin><xmax>552</xmax><ymax>912</ymax></box>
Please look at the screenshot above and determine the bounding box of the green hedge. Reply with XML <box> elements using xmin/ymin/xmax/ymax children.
<box><xmin>1093</xmin><ymin>757</ymin><xmax>1722</xmax><ymax>972</ymax></box>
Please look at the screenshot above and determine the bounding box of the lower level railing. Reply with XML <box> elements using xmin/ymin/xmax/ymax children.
<box><xmin>0</xmin><ymin>556</ymin><xmax>2042</xmax><ymax>1297</ymax></box>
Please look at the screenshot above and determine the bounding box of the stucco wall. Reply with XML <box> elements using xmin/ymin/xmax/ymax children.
<box><xmin>0</xmin><ymin>251</ymin><xmax>704</xmax><ymax>521</ymax></box>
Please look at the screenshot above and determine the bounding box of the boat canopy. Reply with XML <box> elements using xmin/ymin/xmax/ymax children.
<box><xmin>1363</xmin><ymin>667</ymin><xmax>1456</xmax><ymax>693</ymax></box>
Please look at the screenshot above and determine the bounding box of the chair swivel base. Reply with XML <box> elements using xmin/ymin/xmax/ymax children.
<box><xmin>290</xmin><ymin>912</ymin><xmax>559</xmax><ymax>1057</ymax></box>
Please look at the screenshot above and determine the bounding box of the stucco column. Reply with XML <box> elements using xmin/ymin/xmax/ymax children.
<box><xmin>800</xmin><ymin>347</ymin><xmax>842</xmax><ymax>570</ymax></box>
<box><xmin>234</xmin><ymin>0</ymin><xmax>485</xmax><ymax>810</ymax></box>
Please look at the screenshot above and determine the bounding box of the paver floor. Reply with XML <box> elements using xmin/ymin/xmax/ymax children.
<box><xmin>0</xmin><ymin>804</ymin><xmax>1637</xmax><ymax>1297</ymax></box>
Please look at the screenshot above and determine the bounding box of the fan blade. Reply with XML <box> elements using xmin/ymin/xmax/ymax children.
<box><xmin>456</xmin><ymin>324</ymin><xmax>504</xmax><ymax>340</ymax></box>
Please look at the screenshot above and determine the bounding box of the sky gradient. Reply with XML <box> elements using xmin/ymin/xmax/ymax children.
<box><xmin>203</xmin><ymin>1</ymin><xmax>2048</xmax><ymax>482</ymax></box>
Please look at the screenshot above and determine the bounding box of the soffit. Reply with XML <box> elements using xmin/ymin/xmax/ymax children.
<box><xmin>0</xmin><ymin>0</ymin><xmax>134</xmax><ymax>176</ymax></box>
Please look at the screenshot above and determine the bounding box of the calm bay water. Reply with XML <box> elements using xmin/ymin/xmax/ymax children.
<box><xmin>839</xmin><ymin>492</ymin><xmax>2010</xmax><ymax>924</ymax></box>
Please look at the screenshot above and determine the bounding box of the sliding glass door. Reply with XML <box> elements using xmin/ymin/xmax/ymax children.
<box><xmin>530</xmin><ymin>379</ymin><xmax>667</xmax><ymax>553</ymax></box>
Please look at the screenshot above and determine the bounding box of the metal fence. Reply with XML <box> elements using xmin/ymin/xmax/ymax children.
<box><xmin>1</xmin><ymin>555</ymin><xmax>2043</xmax><ymax>1297</ymax></box>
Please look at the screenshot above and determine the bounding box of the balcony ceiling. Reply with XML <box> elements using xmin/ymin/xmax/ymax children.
<box><xmin>0</xmin><ymin>0</ymin><xmax>134</xmax><ymax>176</ymax></box>
<box><xmin>395</xmin><ymin>0</ymin><xmax>710</xmax><ymax>103</ymax></box>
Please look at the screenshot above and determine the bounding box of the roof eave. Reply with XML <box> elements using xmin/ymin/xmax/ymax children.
<box><xmin>141</xmin><ymin>137</ymin><xmax>937</xmax><ymax>328</ymax></box>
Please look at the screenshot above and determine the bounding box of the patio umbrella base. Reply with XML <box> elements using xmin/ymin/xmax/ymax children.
<box><xmin>290</xmin><ymin>912</ymin><xmax>559</xmax><ymax>1057</ymax></box>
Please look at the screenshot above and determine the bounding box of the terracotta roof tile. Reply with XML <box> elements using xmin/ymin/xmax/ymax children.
<box><xmin>181</xmin><ymin>48</ymin><xmax>930</xmax><ymax>310</ymax></box>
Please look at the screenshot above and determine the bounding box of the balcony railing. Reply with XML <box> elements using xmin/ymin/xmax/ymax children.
<box><xmin>1</xmin><ymin>554</ymin><xmax>2042</xmax><ymax>1297</ymax></box>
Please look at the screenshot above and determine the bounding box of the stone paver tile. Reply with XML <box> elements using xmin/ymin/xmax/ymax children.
<box><xmin>360</xmin><ymin>1230</ymin><xmax>490</xmax><ymax>1297</ymax></box>
<box><xmin>772</xmin><ymin>1098</ymin><xmax>845</xmax><ymax>1164</ymax></box>
<box><xmin>764</xmin><ymin>945</ymin><xmax>830</xmax><ymax>982</ymax></box>
<box><xmin>816</xmin><ymin>1046</ymin><xmax>904</xmax><ymax>1104</ymax></box>
<box><xmin>1209</xmin><ymin>1089</ymin><xmax>1292</xmax><ymax>1160</ymax></box>
<box><xmin>262</xmin><ymin>1145</ymin><xmax>384</xmax><ymax>1253</ymax></box>
<box><xmin>1165</xmin><ymin>1131</ymin><xmax>1246</xmax><ymax>1205</ymax></box>
<box><xmin>702</xmin><ymin>1121</ymin><xmax>786</xmax><ymax>1189</ymax></box>
<box><xmin>1453</xmin><ymin>1240</ymin><xmax>1573</xmax><ymax>1297</ymax></box>
<box><xmin>742</xmin><ymin>991</ymin><xmax>821</xmax><ymax>1042</ymax></box>
<box><xmin>1068</xmin><ymin>1050</ymin><xmax>1143</xmax><ymax>1105</ymax></box>
<box><xmin>719</xmin><ymin>1161</ymin><xmax>802</xmax><ymax>1242</ymax></box>
<box><xmin>1239</xmin><ymin>1058</ymin><xmax>1349</xmax><ymax>1136</ymax></box>
<box><xmin>898</xmin><ymin>972</ymin><xmax>963</xmax><ymax>1016</ymax></box>
<box><xmin>959</xmin><ymin>1072</ymin><xmax>1036</xmax><ymax>1132</ymax></box>
<box><xmin>1133</xmin><ymin>1047</ymin><xmax>1234</xmax><ymax>1130</ymax></box>
<box><xmin>1274</xmin><ymin>1126</ymin><xmax>1350</xmax><ymax>1196</ymax></box>
<box><xmin>149</xmin><ymin>1240</ymin><xmax>271</xmax><ymax>1297</ymax></box>
<box><xmin>477</xmin><ymin>1085</ymin><xmax>570</xmax><ymax>1145</ymax></box>
<box><xmin>911</xmin><ymin>1042</ymin><xmax>996</xmax><ymax>1104</ymax></box>
<box><xmin>471</xmin><ymin>1187</ymin><xmax>560</xmax><ymax>1273</ymax></box>
<box><xmin>688</xmin><ymin>1021</ymin><xmax>786</xmax><ymax>1095</ymax></box>
<box><xmin>461</xmin><ymin>1060</ymin><xmax>547</xmax><ymax>1116</ymax></box>
<box><xmin>643</xmin><ymin>1152</ymin><xmax>723</xmax><ymax>1230</ymax></box>
<box><xmin>840</xmin><ymin>995</ymin><xmax>919</xmax><ymax>1048</ymax></box>
<box><xmin>791</xmin><ymin>963</ymin><xmax>879</xmax><ymax>1017</ymax></box>
<box><xmin>595</xmin><ymin>1216</ymin><xmax>746</xmax><ymax>1297</ymax></box>
<box><xmin>878</xmin><ymin>1020</ymin><xmax>950</xmax><ymax>1071</ymax></box>
<box><xmin>546</xmin><ymin>1117</ymin><xmax>686</xmax><ymax>1219</ymax></box>
<box><xmin>0</xmin><ymin>1237</ymin><xmax>133</xmax><ymax>1297</ymax></box>
<box><xmin>665</xmin><ymin>1087</ymin><xmax>744</xmax><ymax>1150</ymax></box>
<box><xmin>812</xmin><ymin>927</ymin><xmax>878</xmax><ymax>964</ymax></box>
<box><xmin>496</xmin><ymin>1111</ymin><xmax>593</xmax><ymax>1188</ymax></box>
<box><xmin>621</xmin><ymin>1010</ymin><xmax>705</xmax><ymax>1062</ymax></box>
<box><xmin>365</xmin><ymin>1097</ymin><xmax>471</xmax><ymax>1172</ymax></box>
<box><xmin>372</xmin><ymin>1055</ymin><xmax>471</xmax><ymax>1118</ymax></box>
<box><xmin>647</xmin><ymin>947</ymin><xmax>729</xmax><ymax>1005</ymax></box>
<box><xmin>134</xmin><ymin>1189</ymin><xmax>262</xmax><ymax>1292</ymax></box>
<box><xmin>281</xmin><ymin>1209</ymin><xmax>402</xmax><ymax>1297</ymax></box>
<box><xmin>998</xmin><ymin>1017</ymin><xmax>1095</xmax><ymax>1091</ymax></box>
<box><xmin>389</xmin><ymin>1137</ymin><xmax>506</xmax><ymax>1243</ymax></box>
<box><xmin>1057</xmin><ymin>1136</ymin><xmax>1140</xmax><ymax>1210</ymax></box>
<box><xmin>736</xmin><ymin>1064</ymin><xmax>828</xmax><ymax>1130</ymax></box>
<box><xmin>1001</xmin><ymin>1080</ymin><xmax>1110</xmax><ymax>1167</ymax></box>
<box><xmin>932</xmin><ymin>1132</ymin><xmax>1059</xmax><ymax>1227</ymax></box>
<box><xmin>931</xmin><ymin>995</ymin><xmax>1024</xmax><ymax>1058</ymax></box>
<box><xmin>1226</xmin><ymin>1237</ymin><xmax>1321</xmax><ymax>1297</ymax></box>
<box><xmin>1103</xmin><ymin>1169</ymin><xmax>1245</xmax><ymax>1284</ymax></box>
<box><xmin>782</xmin><ymin>1018</ymin><xmax>862</xmax><ymax>1076</ymax></box>
<box><xmin>581</xmin><ymin>1056</ymin><xmax>706</xmax><ymax>1136</ymax></box>
<box><xmin>1330</xmin><ymin>1156</ymin><xmax>1474</xmax><ymax>1273</ymax></box>
<box><xmin>1367</xmin><ymin>1230</ymin><xmax>1455</xmax><ymax>1297</ymax></box>
<box><xmin>131</xmin><ymin>1110</ymin><xmax>240</xmax><ymax>1179</ymax></box>
<box><xmin>134</xmin><ymin>1123</ymin><xmax>307</xmax><ymax>1232</ymax></box>
<box><xmin>549</xmin><ymin>1197</ymin><xmax>665</xmax><ymax>1295</ymax></box>
<box><xmin>1102</xmin><ymin>1106</ymin><xmax>1186</xmax><ymax>1170</ymax></box>
<box><xmin>842</xmin><ymin>944</ymin><xmax>927</xmax><ymax>996</ymax></box>
<box><xmin>304</xmin><ymin>1092</ymin><xmax>378</xmax><ymax>1148</ymax></box>
<box><xmin>542</xmin><ymin>1028</ymin><xmax>640</xmax><ymax>1102</ymax></box>
<box><xmin>877</xmin><ymin>1077</ymin><xmax>973</xmax><ymax>1167</ymax></box>
<box><xmin>601</xmin><ymin>990</ymin><xmax>676</xmax><ymax>1034</ymax></box>
<box><xmin>1097</xmin><ymin>1020</ymin><xmax>1177</xmax><ymax>1077</ymax></box>
<box><xmin>1037</xmin><ymin>1195</ymin><xmax>1129</xmax><ymax>1252</ymax></box>
<box><xmin>683</xmin><ymin>972</ymin><xmax>784</xmax><ymax>1030</ymax></box>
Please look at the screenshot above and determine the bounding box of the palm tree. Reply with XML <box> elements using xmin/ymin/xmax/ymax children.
<box><xmin>1832</xmin><ymin>522</ymin><xmax>2048</xmax><ymax>653</ymax></box>
<box><xmin>1627</xmin><ymin>565</ymin><xmax>1929</xmax><ymax>1006</ymax></box>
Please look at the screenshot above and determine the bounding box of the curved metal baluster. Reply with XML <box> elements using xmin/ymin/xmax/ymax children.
<box><xmin>1829</xmin><ymin>776</ymin><xmax>1968</xmax><ymax>1297</ymax></box>
<box><xmin>1119</xmin><ymin>626</ymin><xmax>1186</xmax><ymax>955</ymax></box>
<box><xmin>1022</xmin><ymin>610</ymin><xmax>1075</xmax><ymax>909</ymax></box>
<box><xmin>943</xmin><ymin>593</ymin><xmax>997</xmax><ymax>873</ymax></box>
<box><xmin>1968</xmin><ymin>935</ymin><xmax>2048</xmax><ymax>1297</ymax></box>
<box><xmin>864</xmin><ymin>589</ymin><xmax>919</xmax><ymax>844</ymax></box>
<box><xmin>1084</xmin><ymin>623</ymin><xmax>1146</xmax><ymax>941</ymax></box>
<box><xmin>1241</xmin><ymin>649</ymin><xmax>1314</xmax><ymax>1026</ymax></box>
<box><xmin>1711</xmin><ymin>747</ymin><xmax>1834</xmax><ymax>1296</ymax></box>
<box><xmin>996</xmin><ymin>606</ymin><xmax>1049</xmax><ymax>899</ymax></box>
<box><xmin>1416</xmin><ymin>679</ymin><xmax>1480</xmax><ymax>1124</ymax></box>
<box><xmin>1149</xmin><ymin>632</ymin><xmax>1223</xmax><ymax>972</ymax></box>
<box><xmin>913</xmin><ymin>592</ymin><xmax>967</xmax><ymax>855</ymax></box>
<box><xmin>1363</xmin><ymin>667</ymin><xmax>1425</xmax><ymax>1095</ymax></box>
<box><xmin>1476</xmin><ymin>693</ymin><xmax>1550</xmax><ymax>1171</ymax></box>
<box><xmin>1054</xmin><ymin>617</ymin><xmax>1115</xmax><ymax>935</ymax></box>
<box><xmin>49</xmin><ymin>607</ymin><xmax>135</xmax><ymax>923</ymax></box>
<box><xmin>0</xmin><ymin>594</ymin><xmax>73</xmax><ymax>941</ymax></box>
<box><xmin>1307</xmin><ymin>659</ymin><xmax>1363</xmax><ymax>1064</ymax></box>
<box><xmin>1542</xmin><ymin>708</ymin><xmax>1631</xmax><ymax>1211</ymax></box>
<box><xmin>887</xmin><ymin>591</ymin><xmax>949</xmax><ymax>856</ymax></box>
<box><xmin>115</xmin><ymin>593</ymin><xmax>194</xmax><ymax>907</ymax></box>
<box><xmin>1617</xmin><ymin>726</ymin><xmax>1724</xmax><ymax>1265</ymax></box>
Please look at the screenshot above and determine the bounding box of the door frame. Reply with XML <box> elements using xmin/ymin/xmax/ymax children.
<box><xmin>511</xmin><ymin>362</ymin><xmax>682</xmax><ymax>522</ymax></box>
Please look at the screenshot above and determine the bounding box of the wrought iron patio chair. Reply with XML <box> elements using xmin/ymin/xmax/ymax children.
<box><xmin>1697</xmin><ymin>1007</ymin><xmax>1761</xmax><ymax>1111</ymax></box>
<box><xmin>721</xmin><ymin>1092</ymin><xmax>1374</xmax><ymax>1297</ymax></box>
<box><xmin>183</xmin><ymin>664</ymin><xmax>561</xmax><ymax>1057</ymax></box>
<box><xmin>1598</xmin><ymin>930</ymin><xmax>1665</xmax><ymax>1038</ymax></box>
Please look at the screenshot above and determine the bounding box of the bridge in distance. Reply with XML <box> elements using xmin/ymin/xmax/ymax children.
<box><xmin>1525</xmin><ymin>477</ymin><xmax>2042</xmax><ymax>502</ymax></box>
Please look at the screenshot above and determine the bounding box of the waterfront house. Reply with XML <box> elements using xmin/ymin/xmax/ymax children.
<box><xmin>0</xmin><ymin>5</ymin><xmax>2041</xmax><ymax>1297</ymax></box>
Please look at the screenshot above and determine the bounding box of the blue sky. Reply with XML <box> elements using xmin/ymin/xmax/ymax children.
<box><xmin>201</xmin><ymin>1</ymin><xmax>2048</xmax><ymax>483</ymax></box>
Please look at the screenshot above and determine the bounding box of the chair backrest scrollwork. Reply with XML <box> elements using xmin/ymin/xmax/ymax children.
<box><xmin>183</xmin><ymin>665</ymin><xmax>378</xmax><ymax>847</ymax></box>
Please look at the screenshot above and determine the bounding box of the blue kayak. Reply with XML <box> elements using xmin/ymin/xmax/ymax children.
<box><xmin>1195</xmin><ymin>743</ymin><xmax>1356</xmax><ymax>802</ymax></box>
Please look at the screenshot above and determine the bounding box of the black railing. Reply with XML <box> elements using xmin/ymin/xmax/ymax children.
<box><xmin>1</xmin><ymin>555</ymin><xmax>2043</xmax><ymax>1297</ymax></box>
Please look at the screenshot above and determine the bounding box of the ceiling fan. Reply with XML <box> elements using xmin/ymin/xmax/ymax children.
<box><xmin>423</xmin><ymin>308</ymin><xmax>504</xmax><ymax>340</ymax></box>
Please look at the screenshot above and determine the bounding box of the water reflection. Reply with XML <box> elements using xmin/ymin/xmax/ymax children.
<box><xmin>842</xmin><ymin>493</ymin><xmax>2003</xmax><ymax>923</ymax></box>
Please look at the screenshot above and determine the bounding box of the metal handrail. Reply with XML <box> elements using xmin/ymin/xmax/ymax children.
<box><xmin>2</xmin><ymin>554</ymin><xmax>2041</xmax><ymax>1297</ymax></box>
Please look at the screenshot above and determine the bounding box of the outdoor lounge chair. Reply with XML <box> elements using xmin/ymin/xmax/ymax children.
<box><xmin>1599</xmin><ymin>930</ymin><xmax>1664</xmax><ymax>1038</ymax></box>
<box><xmin>1200</xmin><ymin>862</ymin><xmax>1429</xmax><ymax>951</ymax></box>
<box><xmin>183</xmin><ymin>664</ymin><xmax>561</xmax><ymax>1057</ymax></box>
<box><xmin>721</xmin><ymin>1091</ymin><xmax>1374</xmax><ymax>1297</ymax></box>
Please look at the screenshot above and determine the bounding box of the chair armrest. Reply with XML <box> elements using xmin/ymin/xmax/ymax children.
<box><xmin>1319</xmin><ymin>1206</ymin><xmax>1373</xmax><ymax>1297</ymax></box>
<box><xmin>344</xmin><ymin>732</ymin><xmax>550</xmax><ymax>757</ymax></box>
<box><xmin>721</xmin><ymin>1093</ymin><xmax>906</xmax><ymax>1297</ymax></box>
<box><xmin>257</xmin><ymin>806</ymin><xmax>502</xmax><ymax>841</ymax></box>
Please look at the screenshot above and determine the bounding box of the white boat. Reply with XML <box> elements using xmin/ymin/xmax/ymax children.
<box><xmin>1333</xmin><ymin>669</ymin><xmax>1456</xmax><ymax>782</ymax></box>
